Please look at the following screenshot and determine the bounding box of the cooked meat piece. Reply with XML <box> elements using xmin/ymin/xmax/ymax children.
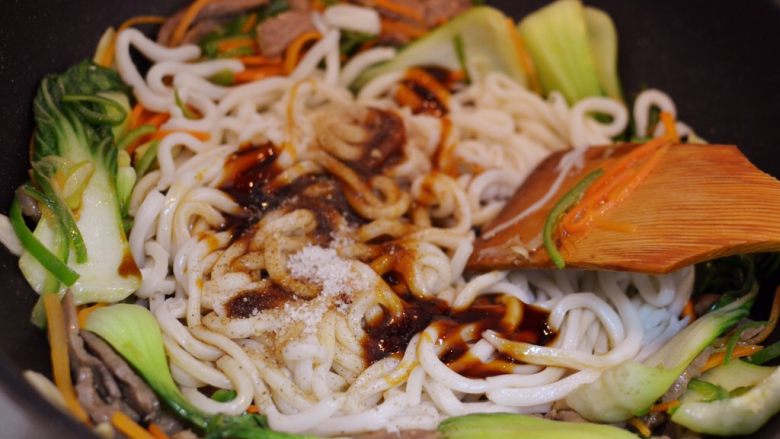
<box><xmin>157</xmin><ymin>0</ymin><xmax>269</xmax><ymax>46</ymax></box>
<box><xmin>82</xmin><ymin>331</ymin><xmax>160</xmax><ymax>421</ymax></box>
<box><xmin>255</xmin><ymin>10</ymin><xmax>315</xmax><ymax>57</ymax></box>
<box><xmin>181</xmin><ymin>18</ymin><xmax>232</xmax><ymax>45</ymax></box>
<box><xmin>693</xmin><ymin>293</ymin><xmax>720</xmax><ymax>316</ymax></box>
<box><xmin>288</xmin><ymin>0</ymin><xmax>311</xmax><ymax>11</ymax></box>
<box><xmin>660</xmin><ymin>347</ymin><xmax>712</xmax><ymax>403</ymax></box>
<box><xmin>422</xmin><ymin>0</ymin><xmax>470</xmax><ymax>27</ymax></box>
<box><xmin>355</xmin><ymin>429</ymin><xmax>442</xmax><ymax>439</ymax></box>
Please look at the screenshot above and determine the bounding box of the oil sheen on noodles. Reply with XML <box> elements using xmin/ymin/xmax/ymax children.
<box><xmin>118</xmin><ymin>7</ymin><xmax>694</xmax><ymax>436</ymax></box>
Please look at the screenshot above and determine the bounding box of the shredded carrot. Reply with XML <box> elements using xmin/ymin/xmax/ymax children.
<box><xmin>44</xmin><ymin>294</ymin><xmax>90</xmax><ymax>424</ymax></box>
<box><xmin>682</xmin><ymin>299</ymin><xmax>696</xmax><ymax>322</ymax></box>
<box><xmin>100</xmin><ymin>16</ymin><xmax>166</xmax><ymax>66</ymax></box>
<box><xmin>142</xmin><ymin>112</ymin><xmax>171</xmax><ymax>128</ymax></box>
<box><xmin>240</xmin><ymin>13</ymin><xmax>258</xmax><ymax>34</ymax></box>
<box><xmin>171</xmin><ymin>0</ymin><xmax>217</xmax><ymax>46</ymax></box>
<box><xmin>380</xmin><ymin>18</ymin><xmax>427</xmax><ymax>40</ymax></box>
<box><xmin>147</xmin><ymin>423</ymin><xmax>171</xmax><ymax>439</ymax></box>
<box><xmin>216</xmin><ymin>37</ymin><xmax>257</xmax><ymax>53</ymax></box>
<box><xmin>375</xmin><ymin>0</ymin><xmax>424</xmax><ymax>22</ymax></box>
<box><xmin>128</xmin><ymin>103</ymin><xmax>146</xmax><ymax>129</ymax></box>
<box><xmin>702</xmin><ymin>345</ymin><xmax>763</xmax><ymax>372</ymax></box>
<box><xmin>283</xmin><ymin>31</ymin><xmax>322</xmax><ymax>74</ymax></box>
<box><xmin>660</xmin><ymin>111</ymin><xmax>679</xmax><ymax>142</ymax></box>
<box><xmin>628</xmin><ymin>417</ymin><xmax>652</xmax><ymax>437</ymax></box>
<box><xmin>560</xmin><ymin>135</ymin><xmax>672</xmax><ymax>236</ymax></box>
<box><xmin>77</xmin><ymin>303</ymin><xmax>106</xmax><ymax>329</ymax></box>
<box><xmin>651</xmin><ymin>399</ymin><xmax>680</xmax><ymax>413</ymax></box>
<box><xmin>111</xmin><ymin>412</ymin><xmax>156</xmax><ymax>439</ymax></box>
<box><xmin>394</xmin><ymin>82</ymin><xmax>424</xmax><ymax>109</ymax></box>
<box><xmin>753</xmin><ymin>286</ymin><xmax>780</xmax><ymax>344</ymax></box>
<box><xmin>153</xmin><ymin>130</ymin><xmax>211</xmax><ymax>141</ymax></box>
<box><xmin>506</xmin><ymin>18</ymin><xmax>541</xmax><ymax>94</ymax></box>
<box><xmin>246</xmin><ymin>405</ymin><xmax>261</xmax><ymax>414</ymax></box>
<box><xmin>238</xmin><ymin>55</ymin><xmax>283</xmax><ymax>67</ymax></box>
<box><xmin>234</xmin><ymin>65</ymin><xmax>285</xmax><ymax>83</ymax></box>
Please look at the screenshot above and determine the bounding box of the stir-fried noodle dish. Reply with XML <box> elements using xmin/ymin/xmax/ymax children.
<box><xmin>3</xmin><ymin>1</ymin><xmax>780</xmax><ymax>438</ymax></box>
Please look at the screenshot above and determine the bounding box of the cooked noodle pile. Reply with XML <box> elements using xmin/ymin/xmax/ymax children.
<box><xmin>119</xmin><ymin>16</ymin><xmax>695</xmax><ymax>435</ymax></box>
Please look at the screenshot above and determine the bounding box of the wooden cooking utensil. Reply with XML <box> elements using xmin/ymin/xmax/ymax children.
<box><xmin>468</xmin><ymin>143</ymin><xmax>780</xmax><ymax>274</ymax></box>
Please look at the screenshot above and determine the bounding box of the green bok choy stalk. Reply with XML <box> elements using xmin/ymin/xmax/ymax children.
<box><xmin>438</xmin><ymin>413</ymin><xmax>638</xmax><ymax>439</ymax></box>
<box><xmin>518</xmin><ymin>0</ymin><xmax>622</xmax><ymax>103</ymax></box>
<box><xmin>353</xmin><ymin>7</ymin><xmax>528</xmax><ymax>89</ymax></box>
<box><xmin>17</xmin><ymin>60</ymin><xmax>140</xmax><ymax>306</ymax></box>
<box><xmin>84</xmin><ymin>304</ymin><xmax>313</xmax><ymax>439</ymax></box>
<box><xmin>670</xmin><ymin>359</ymin><xmax>780</xmax><ymax>435</ymax></box>
<box><xmin>565</xmin><ymin>292</ymin><xmax>754</xmax><ymax>422</ymax></box>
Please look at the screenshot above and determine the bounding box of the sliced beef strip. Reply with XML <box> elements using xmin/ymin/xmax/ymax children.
<box><xmin>82</xmin><ymin>331</ymin><xmax>160</xmax><ymax>422</ymax></box>
<box><xmin>422</xmin><ymin>0</ymin><xmax>470</xmax><ymax>27</ymax></box>
<box><xmin>158</xmin><ymin>0</ymin><xmax>269</xmax><ymax>46</ymax></box>
<box><xmin>62</xmin><ymin>292</ymin><xmax>139</xmax><ymax>423</ymax></box>
<box><xmin>255</xmin><ymin>10</ymin><xmax>315</xmax><ymax>57</ymax></box>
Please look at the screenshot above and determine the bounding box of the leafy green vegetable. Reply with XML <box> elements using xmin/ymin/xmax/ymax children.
<box><xmin>211</xmin><ymin>389</ymin><xmax>238</xmax><ymax>403</ymax></box>
<box><xmin>694</xmin><ymin>254</ymin><xmax>756</xmax><ymax>311</ymax></box>
<box><xmin>686</xmin><ymin>379</ymin><xmax>730</xmax><ymax>402</ymax></box>
<box><xmin>543</xmin><ymin>168</ymin><xmax>603</xmax><ymax>269</ymax></box>
<box><xmin>518</xmin><ymin>0</ymin><xmax>622</xmax><ymax>103</ymax></box>
<box><xmin>85</xmin><ymin>304</ymin><xmax>313</xmax><ymax>438</ymax></box>
<box><xmin>671</xmin><ymin>360</ymin><xmax>780</xmax><ymax>435</ymax></box>
<box><xmin>437</xmin><ymin>413</ymin><xmax>637</xmax><ymax>439</ymax></box>
<box><xmin>175</xmin><ymin>89</ymin><xmax>199</xmax><ymax>120</ymax></box>
<box><xmin>134</xmin><ymin>140</ymin><xmax>160</xmax><ymax>178</ymax></box>
<box><xmin>747</xmin><ymin>340</ymin><xmax>780</xmax><ymax>365</ymax></box>
<box><xmin>353</xmin><ymin>7</ymin><xmax>528</xmax><ymax>89</ymax></box>
<box><xmin>565</xmin><ymin>293</ymin><xmax>753</xmax><ymax>422</ymax></box>
<box><xmin>199</xmin><ymin>0</ymin><xmax>290</xmax><ymax>58</ymax></box>
<box><xmin>18</xmin><ymin>60</ymin><xmax>140</xmax><ymax>305</ymax></box>
<box><xmin>339</xmin><ymin>31</ymin><xmax>376</xmax><ymax>57</ymax></box>
<box><xmin>453</xmin><ymin>34</ymin><xmax>470</xmax><ymax>84</ymax></box>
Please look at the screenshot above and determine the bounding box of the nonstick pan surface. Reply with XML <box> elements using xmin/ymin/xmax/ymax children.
<box><xmin>1</xmin><ymin>1</ymin><xmax>779</xmax><ymax>437</ymax></box>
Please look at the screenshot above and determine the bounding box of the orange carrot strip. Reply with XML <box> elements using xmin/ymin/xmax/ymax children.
<box><xmin>101</xmin><ymin>16</ymin><xmax>166</xmax><ymax>66</ymax></box>
<box><xmin>171</xmin><ymin>0</ymin><xmax>217</xmax><ymax>46</ymax></box>
<box><xmin>77</xmin><ymin>303</ymin><xmax>106</xmax><ymax>329</ymax></box>
<box><xmin>394</xmin><ymin>82</ymin><xmax>424</xmax><ymax>110</ymax></box>
<box><xmin>753</xmin><ymin>286</ymin><xmax>780</xmax><ymax>344</ymax></box>
<box><xmin>701</xmin><ymin>345</ymin><xmax>764</xmax><ymax>373</ymax></box>
<box><xmin>111</xmin><ymin>411</ymin><xmax>156</xmax><ymax>439</ymax></box>
<box><xmin>217</xmin><ymin>37</ymin><xmax>257</xmax><ymax>53</ymax></box>
<box><xmin>375</xmin><ymin>0</ymin><xmax>424</xmax><ymax>22</ymax></box>
<box><xmin>148</xmin><ymin>423</ymin><xmax>171</xmax><ymax>439</ymax></box>
<box><xmin>240</xmin><ymin>13</ymin><xmax>258</xmax><ymax>34</ymax></box>
<box><xmin>628</xmin><ymin>417</ymin><xmax>651</xmax><ymax>437</ymax></box>
<box><xmin>283</xmin><ymin>31</ymin><xmax>322</xmax><ymax>74</ymax></box>
<box><xmin>381</xmin><ymin>18</ymin><xmax>426</xmax><ymax>40</ymax></box>
<box><xmin>234</xmin><ymin>65</ymin><xmax>285</xmax><ymax>83</ymax></box>
<box><xmin>128</xmin><ymin>103</ymin><xmax>146</xmax><ymax>129</ymax></box>
<box><xmin>506</xmin><ymin>18</ymin><xmax>541</xmax><ymax>94</ymax></box>
<box><xmin>153</xmin><ymin>130</ymin><xmax>211</xmax><ymax>141</ymax></box>
<box><xmin>404</xmin><ymin>68</ymin><xmax>451</xmax><ymax>105</ymax></box>
<box><xmin>246</xmin><ymin>405</ymin><xmax>261</xmax><ymax>414</ymax></box>
<box><xmin>682</xmin><ymin>299</ymin><xmax>696</xmax><ymax>322</ymax></box>
<box><xmin>238</xmin><ymin>55</ymin><xmax>283</xmax><ymax>67</ymax></box>
<box><xmin>143</xmin><ymin>113</ymin><xmax>171</xmax><ymax>128</ymax></box>
<box><xmin>650</xmin><ymin>399</ymin><xmax>680</xmax><ymax>413</ymax></box>
<box><xmin>660</xmin><ymin>111</ymin><xmax>679</xmax><ymax>142</ymax></box>
<box><xmin>44</xmin><ymin>294</ymin><xmax>90</xmax><ymax>424</ymax></box>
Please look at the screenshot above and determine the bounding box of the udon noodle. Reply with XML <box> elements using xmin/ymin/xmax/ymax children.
<box><xmin>117</xmin><ymin>13</ymin><xmax>695</xmax><ymax>435</ymax></box>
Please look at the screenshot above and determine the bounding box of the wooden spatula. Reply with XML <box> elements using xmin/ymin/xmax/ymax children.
<box><xmin>468</xmin><ymin>143</ymin><xmax>780</xmax><ymax>274</ymax></box>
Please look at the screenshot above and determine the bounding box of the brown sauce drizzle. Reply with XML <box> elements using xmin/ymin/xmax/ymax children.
<box><xmin>225</xmin><ymin>283</ymin><xmax>291</xmax><ymax>319</ymax></box>
<box><xmin>220</xmin><ymin>143</ymin><xmax>280</xmax><ymax>209</ymax></box>
<box><xmin>346</xmin><ymin>108</ymin><xmax>406</xmax><ymax>176</ymax></box>
<box><xmin>117</xmin><ymin>250</ymin><xmax>141</xmax><ymax>279</ymax></box>
<box><xmin>395</xmin><ymin>67</ymin><xmax>465</xmax><ymax>117</ymax></box>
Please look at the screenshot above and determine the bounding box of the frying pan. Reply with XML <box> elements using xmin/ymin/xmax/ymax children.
<box><xmin>1</xmin><ymin>0</ymin><xmax>779</xmax><ymax>437</ymax></box>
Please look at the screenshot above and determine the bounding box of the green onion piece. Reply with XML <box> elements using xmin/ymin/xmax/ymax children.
<box><xmin>31</xmin><ymin>167</ymin><xmax>88</xmax><ymax>264</ymax></box>
<box><xmin>211</xmin><ymin>389</ymin><xmax>238</xmax><ymax>403</ymax></box>
<box><xmin>687</xmin><ymin>378</ymin><xmax>730</xmax><ymax>402</ymax></box>
<box><xmin>135</xmin><ymin>140</ymin><xmax>160</xmax><ymax>178</ymax></box>
<box><xmin>747</xmin><ymin>340</ymin><xmax>780</xmax><ymax>365</ymax></box>
<box><xmin>8</xmin><ymin>197</ymin><xmax>79</xmax><ymax>286</ymax></box>
<box><xmin>543</xmin><ymin>168</ymin><xmax>604</xmax><ymax>269</ymax></box>
<box><xmin>175</xmin><ymin>89</ymin><xmax>200</xmax><ymax>120</ymax></box>
<box><xmin>724</xmin><ymin>321</ymin><xmax>765</xmax><ymax>365</ymax></box>
<box><xmin>209</xmin><ymin>70</ymin><xmax>236</xmax><ymax>86</ymax></box>
<box><xmin>453</xmin><ymin>34</ymin><xmax>471</xmax><ymax>84</ymax></box>
<box><xmin>62</xmin><ymin>94</ymin><xmax>128</xmax><ymax>126</ymax></box>
<box><xmin>116</xmin><ymin>124</ymin><xmax>156</xmax><ymax>151</ymax></box>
